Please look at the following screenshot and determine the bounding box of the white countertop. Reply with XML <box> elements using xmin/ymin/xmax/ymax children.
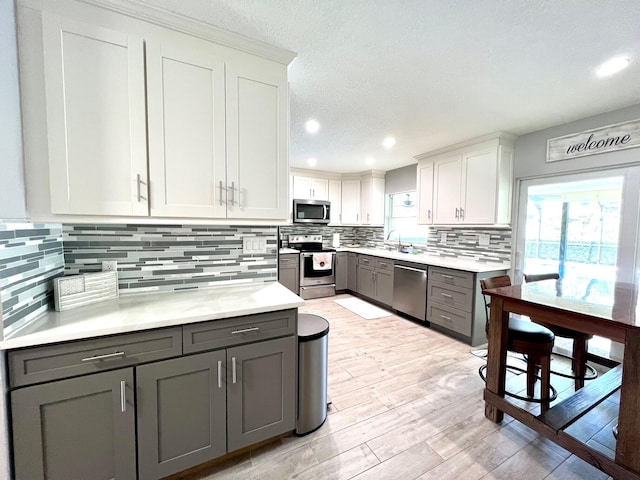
<box><xmin>1</xmin><ymin>282</ymin><xmax>305</xmax><ymax>350</ymax></box>
<box><xmin>335</xmin><ymin>247</ymin><xmax>510</xmax><ymax>273</ymax></box>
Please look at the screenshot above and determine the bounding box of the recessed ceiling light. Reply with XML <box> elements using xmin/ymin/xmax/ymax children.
<box><xmin>305</xmin><ymin>119</ymin><xmax>320</xmax><ymax>134</ymax></box>
<box><xmin>366</xmin><ymin>157</ymin><xmax>375</xmax><ymax>166</ymax></box>
<box><xmin>307</xmin><ymin>157</ymin><xmax>317</xmax><ymax>167</ymax></box>
<box><xmin>382</xmin><ymin>137</ymin><xmax>396</xmax><ymax>149</ymax></box>
<box><xmin>596</xmin><ymin>56</ymin><xmax>630</xmax><ymax>77</ymax></box>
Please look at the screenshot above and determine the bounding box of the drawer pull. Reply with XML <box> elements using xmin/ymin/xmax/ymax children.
<box><xmin>231</xmin><ymin>327</ymin><xmax>260</xmax><ymax>335</ymax></box>
<box><xmin>440</xmin><ymin>274</ymin><xmax>453</xmax><ymax>280</ymax></box>
<box><xmin>81</xmin><ymin>351</ymin><xmax>126</xmax><ymax>362</ymax></box>
<box><xmin>379</xmin><ymin>262</ymin><xmax>387</xmax><ymax>267</ymax></box>
<box><xmin>440</xmin><ymin>293</ymin><xmax>453</xmax><ymax>298</ymax></box>
<box><xmin>232</xmin><ymin>357</ymin><xmax>237</xmax><ymax>384</ymax></box>
<box><xmin>217</xmin><ymin>360</ymin><xmax>222</xmax><ymax>389</ymax></box>
<box><xmin>120</xmin><ymin>380</ymin><xmax>126</xmax><ymax>413</ymax></box>
<box><xmin>440</xmin><ymin>315</ymin><xmax>452</xmax><ymax>321</ymax></box>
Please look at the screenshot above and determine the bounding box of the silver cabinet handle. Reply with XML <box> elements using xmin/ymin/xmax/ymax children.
<box><xmin>232</xmin><ymin>357</ymin><xmax>237</xmax><ymax>384</ymax></box>
<box><xmin>455</xmin><ymin>207</ymin><xmax>459</xmax><ymax>219</ymax></box>
<box><xmin>82</xmin><ymin>351</ymin><xmax>125</xmax><ymax>362</ymax></box>
<box><xmin>231</xmin><ymin>327</ymin><xmax>260</xmax><ymax>335</ymax></box>
<box><xmin>228</xmin><ymin>181</ymin><xmax>236</xmax><ymax>206</ymax></box>
<box><xmin>460</xmin><ymin>208</ymin><xmax>464</xmax><ymax>219</ymax></box>
<box><xmin>367</xmin><ymin>213</ymin><xmax>370</xmax><ymax>223</ymax></box>
<box><xmin>356</xmin><ymin>213</ymin><xmax>359</xmax><ymax>221</ymax></box>
<box><xmin>136</xmin><ymin>174</ymin><xmax>147</xmax><ymax>202</ymax></box>
<box><xmin>219</xmin><ymin>181</ymin><xmax>225</xmax><ymax>206</ymax></box>
<box><xmin>441</xmin><ymin>292</ymin><xmax>453</xmax><ymax>298</ymax></box>
<box><xmin>217</xmin><ymin>360</ymin><xmax>222</xmax><ymax>389</ymax></box>
<box><xmin>120</xmin><ymin>380</ymin><xmax>126</xmax><ymax>413</ymax></box>
<box><xmin>394</xmin><ymin>265</ymin><xmax>426</xmax><ymax>274</ymax></box>
<box><xmin>379</xmin><ymin>262</ymin><xmax>387</xmax><ymax>267</ymax></box>
<box><xmin>441</xmin><ymin>274</ymin><xmax>453</xmax><ymax>280</ymax></box>
<box><xmin>440</xmin><ymin>314</ymin><xmax>452</xmax><ymax>321</ymax></box>
<box><xmin>427</xmin><ymin>209</ymin><xmax>431</xmax><ymax>220</ymax></box>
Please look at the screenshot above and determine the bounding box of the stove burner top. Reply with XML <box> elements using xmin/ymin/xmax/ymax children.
<box><xmin>288</xmin><ymin>234</ymin><xmax>334</xmax><ymax>252</ymax></box>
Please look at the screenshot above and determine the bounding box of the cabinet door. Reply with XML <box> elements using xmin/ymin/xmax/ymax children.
<box><xmin>226</xmin><ymin>54</ymin><xmax>289</xmax><ymax>219</ymax></box>
<box><xmin>341</xmin><ymin>179</ymin><xmax>361</xmax><ymax>224</ymax></box>
<box><xmin>357</xmin><ymin>264</ymin><xmax>375</xmax><ymax>298</ymax></box>
<box><xmin>227</xmin><ymin>336</ymin><xmax>296</xmax><ymax>451</ymax></box>
<box><xmin>292</xmin><ymin>176</ymin><xmax>313</xmax><ymax>199</ymax></box>
<box><xmin>137</xmin><ymin>351</ymin><xmax>226</xmax><ymax>480</ymax></box>
<box><xmin>42</xmin><ymin>14</ymin><xmax>147</xmax><ymax>216</ymax></box>
<box><xmin>335</xmin><ymin>252</ymin><xmax>348</xmax><ymax>290</ymax></box>
<box><xmin>417</xmin><ymin>162</ymin><xmax>434</xmax><ymax>224</ymax></box>
<box><xmin>375</xmin><ymin>269</ymin><xmax>394</xmax><ymax>306</ymax></box>
<box><xmin>147</xmin><ymin>40</ymin><xmax>226</xmax><ymax>218</ymax></box>
<box><xmin>11</xmin><ymin>368</ymin><xmax>136</xmax><ymax>480</ymax></box>
<box><xmin>461</xmin><ymin>148</ymin><xmax>498</xmax><ymax>224</ymax></box>
<box><xmin>347</xmin><ymin>253</ymin><xmax>358</xmax><ymax>291</ymax></box>
<box><xmin>329</xmin><ymin>179</ymin><xmax>342</xmax><ymax>224</ymax></box>
<box><xmin>312</xmin><ymin>178</ymin><xmax>329</xmax><ymax>200</ymax></box>
<box><xmin>433</xmin><ymin>155</ymin><xmax>462</xmax><ymax>224</ymax></box>
<box><xmin>361</xmin><ymin>177</ymin><xmax>385</xmax><ymax>225</ymax></box>
<box><xmin>278</xmin><ymin>255</ymin><xmax>299</xmax><ymax>294</ymax></box>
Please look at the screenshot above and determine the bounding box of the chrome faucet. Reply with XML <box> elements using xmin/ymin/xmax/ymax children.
<box><xmin>385</xmin><ymin>230</ymin><xmax>402</xmax><ymax>251</ymax></box>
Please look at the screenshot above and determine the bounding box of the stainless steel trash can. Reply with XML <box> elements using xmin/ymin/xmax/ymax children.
<box><xmin>296</xmin><ymin>313</ymin><xmax>330</xmax><ymax>435</ymax></box>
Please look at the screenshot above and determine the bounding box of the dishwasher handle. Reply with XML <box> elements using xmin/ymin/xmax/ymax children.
<box><xmin>394</xmin><ymin>265</ymin><xmax>427</xmax><ymax>275</ymax></box>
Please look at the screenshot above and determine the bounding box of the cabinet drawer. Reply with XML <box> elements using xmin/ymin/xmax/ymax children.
<box><xmin>375</xmin><ymin>258</ymin><xmax>394</xmax><ymax>272</ymax></box>
<box><xmin>427</xmin><ymin>281</ymin><xmax>472</xmax><ymax>313</ymax></box>
<box><xmin>8</xmin><ymin>327</ymin><xmax>182</xmax><ymax>388</ymax></box>
<box><xmin>427</xmin><ymin>304</ymin><xmax>472</xmax><ymax>337</ymax></box>
<box><xmin>279</xmin><ymin>254</ymin><xmax>299</xmax><ymax>266</ymax></box>
<box><xmin>428</xmin><ymin>267</ymin><xmax>474</xmax><ymax>289</ymax></box>
<box><xmin>358</xmin><ymin>255</ymin><xmax>374</xmax><ymax>266</ymax></box>
<box><xmin>183</xmin><ymin>309</ymin><xmax>296</xmax><ymax>354</ymax></box>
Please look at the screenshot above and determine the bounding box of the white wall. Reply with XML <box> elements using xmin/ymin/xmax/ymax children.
<box><xmin>0</xmin><ymin>0</ymin><xmax>27</xmax><ymax>221</ymax></box>
<box><xmin>384</xmin><ymin>164</ymin><xmax>417</xmax><ymax>195</ymax></box>
<box><xmin>514</xmin><ymin>103</ymin><xmax>640</xmax><ymax>180</ymax></box>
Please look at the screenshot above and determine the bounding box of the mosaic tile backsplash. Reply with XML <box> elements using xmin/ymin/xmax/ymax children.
<box><xmin>63</xmin><ymin>224</ymin><xmax>278</xmax><ymax>295</ymax></box>
<box><xmin>0</xmin><ymin>223</ymin><xmax>64</xmax><ymax>335</ymax></box>
<box><xmin>280</xmin><ymin>225</ymin><xmax>511</xmax><ymax>263</ymax></box>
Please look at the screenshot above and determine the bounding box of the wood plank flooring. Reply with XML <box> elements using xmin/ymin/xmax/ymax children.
<box><xmin>180</xmin><ymin>294</ymin><xmax>617</xmax><ymax>480</ymax></box>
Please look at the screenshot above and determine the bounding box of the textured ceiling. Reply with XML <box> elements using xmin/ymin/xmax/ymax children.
<box><xmin>140</xmin><ymin>0</ymin><xmax>640</xmax><ymax>173</ymax></box>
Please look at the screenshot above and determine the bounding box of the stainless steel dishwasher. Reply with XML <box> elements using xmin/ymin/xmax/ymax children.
<box><xmin>392</xmin><ymin>264</ymin><xmax>427</xmax><ymax>321</ymax></box>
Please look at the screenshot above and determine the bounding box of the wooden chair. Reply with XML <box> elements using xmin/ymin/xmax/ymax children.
<box><xmin>479</xmin><ymin>274</ymin><xmax>557</xmax><ymax>411</ymax></box>
<box><xmin>523</xmin><ymin>272</ymin><xmax>597</xmax><ymax>390</ymax></box>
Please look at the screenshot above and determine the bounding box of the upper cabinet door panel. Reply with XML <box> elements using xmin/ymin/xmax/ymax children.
<box><xmin>226</xmin><ymin>56</ymin><xmax>288</xmax><ymax>220</ymax></box>
<box><xmin>462</xmin><ymin>148</ymin><xmax>497</xmax><ymax>224</ymax></box>
<box><xmin>147</xmin><ymin>41</ymin><xmax>226</xmax><ymax>218</ymax></box>
<box><xmin>43</xmin><ymin>14</ymin><xmax>148</xmax><ymax>216</ymax></box>
<box><xmin>432</xmin><ymin>155</ymin><xmax>461</xmax><ymax>224</ymax></box>
<box><xmin>417</xmin><ymin>163</ymin><xmax>434</xmax><ymax>224</ymax></box>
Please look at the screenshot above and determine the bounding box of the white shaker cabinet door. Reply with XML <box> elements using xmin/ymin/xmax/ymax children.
<box><xmin>328</xmin><ymin>179</ymin><xmax>342</xmax><ymax>224</ymax></box>
<box><xmin>432</xmin><ymin>155</ymin><xmax>462</xmax><ymax>224</ymax></box>
<box><xmin>147</xmin><ymin>40</ymin><xmax>226</xmax><ymax>218</ymax></box>
<box><xmin>225</xmin><ymin>54</ymin><xmax>289</xmax><ymax>220</ymax></box>
<box><xmin>43</xmin><ymin>14</ymin><xmax>148</xmax><ymax>216</ymax></box>
<box><xmin>461</xmin><ymin>148</ymin><xmax>498</xmax><ymax>224</ymax></box>
<box><xmin>341</xmin><ymin>180</ymin><xmax>361</xmax><ymax>224</ymax></box>
<box><xmin>417</xmin><ymin>162</ymin><xmax>434</xmax><ymax>224</ymax></box>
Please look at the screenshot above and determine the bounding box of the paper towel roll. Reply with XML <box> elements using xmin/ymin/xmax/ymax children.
<box><xmin>332</xmin><ymin>233</ymin><xmax>340</xmax><ymax>248</ymax></box>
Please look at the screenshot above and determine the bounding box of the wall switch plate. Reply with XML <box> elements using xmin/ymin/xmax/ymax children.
<box><xmin>478</xmin><ymin>234</ymin><xmax>490</xmax><ymax>246</ymax></box>
<box><xmin>440</xmin><ymin>232</ymin><xmax>447</xmax><ymax>243</ymax></box>
<box><xmin>102</xmin><ymin>260</ymin><xmax>118</xmax><ymax>272</ymax></box>
<box><xmin>243</xmin><ymin>237</ymin><xmax>267</xmax><ymax>254</ymax></box>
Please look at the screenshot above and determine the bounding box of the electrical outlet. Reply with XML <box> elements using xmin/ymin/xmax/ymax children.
<box><xmin>102</xmin><ymin>261</ymin><xmax>118</xmax><ymax>272</ymax></box>
<box><xmin>440</xmin><ymin>232</ymin><xmax>447</xmax><ymax>244</ymax></box>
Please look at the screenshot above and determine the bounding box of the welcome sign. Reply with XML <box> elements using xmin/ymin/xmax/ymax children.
<box><xmin>546</xmin><ymin>118</ymin><xmax>640</xmax><ymax>163</ymax></box>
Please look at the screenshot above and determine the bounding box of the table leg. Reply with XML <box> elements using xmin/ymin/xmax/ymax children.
<box><xmin>484</xmin><ymin>297</ymin><xmax>509</xmax><ymax>423</ymax></box>
<box><xmin>615</xmin><ymin>329</ymin><xmax>640</xmax><ymax>471</ymax></box>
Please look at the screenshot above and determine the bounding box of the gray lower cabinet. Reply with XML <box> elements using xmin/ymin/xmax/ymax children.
<box><xmin>357</xmin><ymin>255</ymin><xmax>394</xmax><ymax>306</ymax></box>
<box><xmin>136</xmin><ymin>350</ymin><xmax>227</xmax><ymax>480</ymax></box>
<box><xmin>347</xmin><ymin>252</ymin><xmax>358</xmax><ymax>291</ymax></box>
<box><xmin>227</xmin><ymin>336</ymin><xmax>296</xmax><ymax>451</ymax></box>
<box><xmin>278</xmin><ymin>254</ymin><xmax>299</xmax><ymax>294</ymax></box>
<box><xmin>335</xmin><ymin>252</ymin><xmax>348</xmax><ymax>291</ymax></box>
<box><xmin>11</xmin><ymin>368</ymin><xmax>136</xmax><ymax>480</ymax></box>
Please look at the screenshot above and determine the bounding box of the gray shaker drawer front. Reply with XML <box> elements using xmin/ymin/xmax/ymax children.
<box><xmin>427</xmin><ymin>304</ymin><xmax>472</xmax><ymax>337</ymax></box>
<box><xmin>8</xmin><ymin>327</ymin><xmax>182</xmax><ymax>388</ymax></box>
<box><xmin>279</xmin><ymin>254</ymin><xmax>299</xmax><ymax>266</ymax></box>
<box><xmin>375</xmin><ymin>258</ymin><xmax>394</xmax><ymax>272</ymax></box>
<box><xmin>183</xmin><ymin>309</ymin><xmax>296</xmax><ymax>354</ymax></box>
<box><xmin>428</xmin><ymin>267</ymin><xmax>474</xmax><ymax>289</ymax></box>
<box><xmin>427</xmin><ymin>281</ymin><xmax>473</xmax><ymax>313</ymax></box>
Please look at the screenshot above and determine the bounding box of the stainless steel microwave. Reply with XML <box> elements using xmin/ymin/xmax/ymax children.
<box><xmin>292</xmin><ymin>199</ymin><xmax>331</xmax><ymax>224</ymax></box>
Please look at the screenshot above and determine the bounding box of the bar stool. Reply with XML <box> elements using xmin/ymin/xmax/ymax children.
<box><xmin>479</xmin><ymin>275</ymin><xmax>557</xmax><ymax>411</ymax></box>
<box><xmin>523</xmin><ymin>273</ymin><xmax>598</xmax><ymax>390</ymax></box>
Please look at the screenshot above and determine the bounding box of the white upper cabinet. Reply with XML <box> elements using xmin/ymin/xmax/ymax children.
<box><xmin>340</xmin><ymin>179</ymin><xmax>361</xmax><ymax>225</ymax></box>
<box><xmin>417</xmin><ymin>162</ymin><xmax>433</xmax><ymax>224</ymax></box>
<box><xmin>328</xmin><ymin>179</ymin><xmax>342</xmax><ymax>224</ymax></box>
<box><xmin>43</xmin><ymin>15</ymin><xmax>148</xmax><ymax>216</ymax></box>
<box><xmin>360</xmin><ymin>174</ymin><xmax>385</xmax><ymax>225</ymax></box>
<box><xmin>19</xmin><ymin>1</ymin><xmax>295</xmax><ymax>223</ymax></box>
<box><xmin>416</xmin><ymin>133</ymin><xmax>514</xmax><ymax>225</ymax></box>
<box><xmin>292</xmin><ymin>176</ymin><xmax>329</xmax><ymax>200</ymax></box>
<box><xmin>147</xmin><ymin>40</ymin><xmax>226</xmax><ymax>218</ymax></box>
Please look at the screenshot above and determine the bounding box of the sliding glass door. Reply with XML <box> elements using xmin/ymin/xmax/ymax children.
<box><xmin>513</xmin><ymin>166</ymin><xmax>640</xmax><ymax>360</ymax></box>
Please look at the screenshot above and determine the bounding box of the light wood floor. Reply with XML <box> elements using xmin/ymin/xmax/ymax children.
<box><xmin>183</xmin><ymin>293</ymin><xmax>617</xmax><ymax>480</ymax></box>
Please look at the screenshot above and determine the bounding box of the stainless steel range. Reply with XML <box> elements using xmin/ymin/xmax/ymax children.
<box><xmin>288</xmin><ymin>235</ymin><xmax>336</xmax><ymax>299</ymax></box>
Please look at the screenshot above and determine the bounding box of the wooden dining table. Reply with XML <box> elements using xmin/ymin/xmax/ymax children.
<box><xmin>482</xmin><ymin>278</ymin><xmax>640</xmax><ymax>479</ymax></box>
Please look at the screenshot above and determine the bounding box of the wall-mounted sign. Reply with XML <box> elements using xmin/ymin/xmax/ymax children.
<box><xmin>547</xmin><ymin>118</ymin><xmax>640</xmax><ymax>163</ymax></box>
